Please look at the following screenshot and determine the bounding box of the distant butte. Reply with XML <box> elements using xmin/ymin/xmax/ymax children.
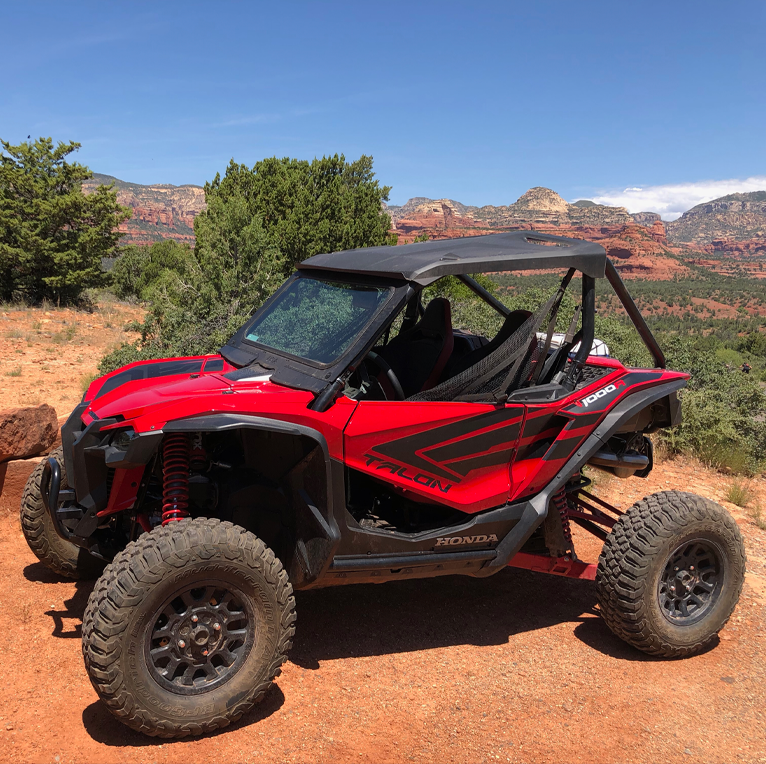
<box><xmin>84</xmin><ymin>175</ymin><xmax>766</xmax><ymax>280</ymax></box>
<box><xmin>386</xmin><ymin>187</ymin><xmax>766</xmax><ymax>280</ymax></box>
<box><xmin>82</xmin><ymin>173</ymin><xmax>205</xmax><ymax>245</ymax></box>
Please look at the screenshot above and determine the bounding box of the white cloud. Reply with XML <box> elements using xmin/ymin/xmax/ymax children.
<box><xmin>582</xmin><ymin>176</ymin><xmax>766</xmax><ymax>221</ymax></box>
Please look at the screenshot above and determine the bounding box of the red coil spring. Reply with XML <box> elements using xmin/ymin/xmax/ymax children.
<box><xmin>553</xmin><ymin>487</ymin><xmax>573</xmax><ymax>545</ymax></box>
<box><xmin>161</xmin><ymin>433</ymin><xmax>191</xmax><ymax>525</ymax></box>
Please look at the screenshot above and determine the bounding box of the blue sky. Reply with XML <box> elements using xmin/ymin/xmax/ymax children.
<box><xmin>1</xmin><ymin>1</ymin><xmax>764</xmax><ymax>217</ymax></box>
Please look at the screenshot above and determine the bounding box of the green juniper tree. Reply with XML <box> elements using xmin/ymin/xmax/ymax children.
<box><xmin>0</xmin><ymin>137</ymin><xmax>130</xmax><ymax>303</ymax></box>
<box><xmin>205</xmin><ymin>154</ymin><xmax>393</xmax><ymax>267</ymax></box>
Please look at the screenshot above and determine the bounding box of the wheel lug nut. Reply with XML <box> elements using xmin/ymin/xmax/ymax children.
<box><xmin>191</xmin><ymin>615</ymin><xmax>198</xmax><ymax>623</ymax></box>
<box><xmin>178</xmin><ymin>640</ymin><xmax>186</xmax><ymax>649</ymax></box>
<box><xmin>213</xmin><ymin>623</ymin><xmax>221</xmax><ymax>631</ymax></box>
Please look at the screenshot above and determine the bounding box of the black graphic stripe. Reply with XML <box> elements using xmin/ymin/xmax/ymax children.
<box><xmin>447</xmin><ymin>448</ymin><xmax>516</xmax><ymax>477</ymax></box>
<box><xmin>543</xmin><ymin>435</ymin><xmax>584</xmax><ymax>462</ymax></box>
<box><xmin>428</xmin><ymin>421</ymin><xmax>521</xmax><ymax>463</ymax></box>
<box><xmin>371</xmin><ymin>408</ymin><xmax>523</xmax><ymax>481</ymax></box>
<box><xmin>566</xmin><ymin>411</ymin><xmax>603</xmax><ymax>429</ymax></box>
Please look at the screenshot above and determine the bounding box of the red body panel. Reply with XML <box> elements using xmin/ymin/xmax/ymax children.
<box><xmin>99</xmin><ymin>467</ymin><xmax>145</xmax><ymax>517</ymax></box>
<box><xmin>88</xmin><ymin>361</ymin><xmax>357</xmax><ymax>461</ymax></box>
<box><xmin>344</xmin><ymin>401</ymin><xmax>525</xmax><ymax>512</ymax></box>
<box><xmin>81</xmin><ymin>354</ymin><xmax>688</xmax><ymax>519</ymax></box>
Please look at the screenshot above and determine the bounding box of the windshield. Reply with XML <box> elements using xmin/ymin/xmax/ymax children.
<box><xmin>244</xmin><ymin>276</ymin><xmax>391</xmax><ymax>364</ymax></box>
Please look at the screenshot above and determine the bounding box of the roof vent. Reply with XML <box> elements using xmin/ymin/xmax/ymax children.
<box><xmin>526</xmin><ymin>237</ymin><xmax>566</xmax><ymax>247</ymax></box>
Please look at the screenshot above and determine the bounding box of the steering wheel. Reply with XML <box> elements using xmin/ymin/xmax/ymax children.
<box><xmin>366</xmin><ymin>351</ymin><xmax>406</xmax><ymax>401</ymax></box>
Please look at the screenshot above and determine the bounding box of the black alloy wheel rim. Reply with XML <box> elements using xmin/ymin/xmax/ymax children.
<box><xmin>145</xmin><ymin>580</ymin><xmax>256</xmax><ymax>695</ymax></box>
<box><xmin>658</xmin><ymin>538</ymin><xmax>724</xmax><ymax>626</ymax></box>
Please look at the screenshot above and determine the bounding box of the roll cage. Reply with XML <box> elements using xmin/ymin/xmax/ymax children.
<box><xmin>220</xmin><ymin>231</ymin><xmax>665</xmax><ymax>411</ymax></box>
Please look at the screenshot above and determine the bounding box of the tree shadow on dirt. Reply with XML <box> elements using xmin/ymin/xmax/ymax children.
<box><xmin>81</xmin><ymin>685</ymin><xmax>285</xmax><ymax>747</ymax></box>
<box><xmin>23</xmin><ymin>562</ymin><xmax>95</xmax><ymax>639</ymax></box>
<box><xmin>290</xmin><ymin>566</ymin><xmax>633</xmax><ymax>668</ymax></box>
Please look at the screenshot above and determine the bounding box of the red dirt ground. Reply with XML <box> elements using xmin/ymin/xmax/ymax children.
<box><xmin>0</xmin><ymin>299</ymin><xmax>143</xmax><ymax>412</ymax></box>
<box><xmin>0</xmin><ymin>304</ymin><xmax>765</xmax><ymax>764</ymax></box>
<box><xmin>1</xmin><ymin>462</ymin><xmax>764</xmax><ymax>764</ymax></box>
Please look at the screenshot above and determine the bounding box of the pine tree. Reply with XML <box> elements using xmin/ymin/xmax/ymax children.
<box><xmin>0</xmin><ymin>137</ymin><xmax>130</xmax><ymax>302</ymax></box>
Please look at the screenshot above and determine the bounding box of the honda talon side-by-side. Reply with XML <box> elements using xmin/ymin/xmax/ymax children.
<box><xmin>22</xmin><ymin>231</ymin><xmax>746</xmax><ymax>738</ymax></box>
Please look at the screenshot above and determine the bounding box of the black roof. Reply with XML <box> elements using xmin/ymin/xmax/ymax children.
<box><xmin>300</xmin><ymin>231</ymin><xmax>607</xmax><ymax>284</ymax></box>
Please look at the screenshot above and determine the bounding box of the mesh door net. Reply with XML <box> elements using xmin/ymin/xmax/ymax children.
<box><xmin>409</xmin><ymin>288</ymin><xmax>560</xmax><ymax>403</ymax></box>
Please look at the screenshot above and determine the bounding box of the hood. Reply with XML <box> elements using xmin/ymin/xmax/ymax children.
<box><xmin>84</xmin><ymin>355</ymin><xmax>232</xmax><ymax>422</ymax></box>
<box><xmin>86</xmin><ymin>356</ymin><xmax>234</xmax><ymax>403</ymax></box>
<box><xmin>89</xmin><ymin>372</ymin><xmax>233</xmax><ymax>422</ymax></box>
<box><xmin>83</xmin><ymin>355</ymin><xmax>314</xmax><ymax>429</ymax></box>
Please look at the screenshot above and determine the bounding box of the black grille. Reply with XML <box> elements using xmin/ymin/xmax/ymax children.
<box><xmin>106</xmin><ymin>467</ymin><xmax>115</xmax><ymax>501</ymax></box>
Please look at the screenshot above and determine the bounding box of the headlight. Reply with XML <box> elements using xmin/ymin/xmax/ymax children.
<box><xmin>110</xmin><ymin>428</ymin><xmax>136</xmax><ymax>449</ymax></box>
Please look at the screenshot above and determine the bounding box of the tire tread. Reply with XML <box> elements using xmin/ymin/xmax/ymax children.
<box><xmin>596</xmin><ymin>490</ymin><xmax>745</xmax><ymax>658</ymax></box>
<box><xmin>81</xmin><ymin>518</ymin><xmax>296</xmax><ymax>738</ymax></box>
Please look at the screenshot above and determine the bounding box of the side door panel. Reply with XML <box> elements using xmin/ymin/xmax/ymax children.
<box><xmin>344</xmin><ymin>400</ymin><xmax>525</xmax><ymax>513</ymax></box>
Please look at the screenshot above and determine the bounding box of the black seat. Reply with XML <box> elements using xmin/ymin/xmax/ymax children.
<box><xmin>441</xmin><ymin>309</ymin><xmax>532</xmax><ymax>381</ymax></box>
<box><xmin>376</xmin><ymin>298</ymin><xmax>454</xmax><ymax>398</ymax></box>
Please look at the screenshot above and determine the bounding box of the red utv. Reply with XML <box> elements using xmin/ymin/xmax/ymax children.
<box><xmin>22</xmin><ymin>232</ymin><xmax>745</xmax><ymax>738</ymax></box>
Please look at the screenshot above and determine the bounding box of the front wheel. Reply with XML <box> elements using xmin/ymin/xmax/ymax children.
<box><xmin>82</xmin><ymin>518</ymin><xmax>296</xmax><ymax>738</ymax></box>
<box><xmin>20</xmin><ymin>447</ymin><xmax>104</xmax><ymax>579</ymax></box>
<box><xmin>596</xmin><ymin>490</ymin><xmax>745</xmax><ymax>658</ymax></box>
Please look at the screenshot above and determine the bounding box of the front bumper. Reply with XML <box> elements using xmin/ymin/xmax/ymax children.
<box><xmin>40</xmin><ymin>454</ymin><xmax>101</xmax><ymax>554</ymax></box>
<box><xmin>60</xmin><ymin>404</ymin><xmax>162</xmax><ymax>516</ymax></box>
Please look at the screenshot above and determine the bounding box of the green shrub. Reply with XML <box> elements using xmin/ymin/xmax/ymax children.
<box><xmin>110</xmin><ymin>240</ymin><xmax>195</xmax><ymax>300</ymax></box>
<box><xmin>738</xmin><ymin>331</ymin><xmax>766</xmax><ymax>357</ymax></box>
<box><xmin>656</xmin><ymin>336</ymin><xmax>766</xmax><ymax>474</ymax></box>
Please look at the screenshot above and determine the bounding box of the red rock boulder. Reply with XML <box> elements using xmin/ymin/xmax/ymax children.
<box><xmin>0</xmin><ymin>404</ymin><xmax>58</xmax><ymax>463</ymax></box>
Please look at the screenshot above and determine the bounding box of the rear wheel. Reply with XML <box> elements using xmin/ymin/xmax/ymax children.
<box><xmin>596</xmin><ymin>490</ymin><xmax>745</xmax><ymax>658</ymax></box>
<box><xmin>19</xmin><ymin>447</ymin><xmax>104</xmax><ymax>579</ymax></box>
<box><xmin>82</xmin><ymin>518</ymin><xmax>296</xmax><ymax>738</ymax></box>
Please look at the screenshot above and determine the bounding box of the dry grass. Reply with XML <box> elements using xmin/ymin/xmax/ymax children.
<box><xmin>725</xmin><ymin>478</ymin><xmax>753</xmax><ymax>507</ymax></box>
<box><xmin>582</xmin><ymin>465</ymin><xmax>613</xmax><ymax>495</ymax></box>
<box><xmin>750</xmin><ymin>504</ymin><xmax>766</xmax><ymax>531</ymax></box>
<box><xmin>52</xmin><ymin>324</ymin><xmax>77</xmax><ymax>344</ymax></box>
<box><xmin>80</xmin><ymin>372</ymin><xmax>99</xmax><ymax>392</ymax></box>
<box><xmin>4</xmin><ymin>365</ymin><xmax>22</xmax><ymax>377</ymax></box>
<box><xmin>652</xmin><ymin>435</ymin><xmax>670</xmax><ymax>463</ymax></box>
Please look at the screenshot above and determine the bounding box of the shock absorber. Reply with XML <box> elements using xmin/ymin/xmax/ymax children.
<box><xmin>553</xmin><ymin>486</ymin><xmax>573</xmax><ymax>547</ymax></box>
<box><xmin>161</xmin><ymin>433</ymin><xmax>191</xmax><ymax>525</ymax></box>
<box><xmin>190</xmin><ymin>432</ymin><xmax>207</xmax><ymax>472</ymax></box>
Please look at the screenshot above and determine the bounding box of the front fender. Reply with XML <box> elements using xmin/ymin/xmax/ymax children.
<box><xmin>484</xmin><ymin>378</ymin><xmax>687</xmax><ymax>573</ymax></box>
<box><xmin>164</xmin><ymin>414</ymin><xmax>343</xmax><ymax>586</ymax></box>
